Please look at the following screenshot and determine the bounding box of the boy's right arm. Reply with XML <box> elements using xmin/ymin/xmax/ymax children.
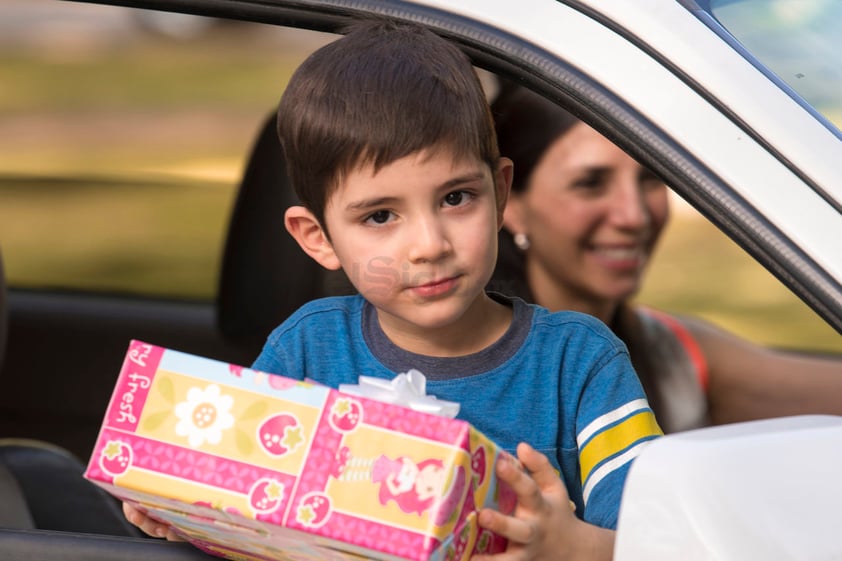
<box><xmin>122</xmin><ymin>502</ymin><xmax>185</xmax><ymax>541</ymax></box>
<box><xmin>473</xmin><ymin>443</ymin><xmax>614</xmax><ymax>561</ymax></box>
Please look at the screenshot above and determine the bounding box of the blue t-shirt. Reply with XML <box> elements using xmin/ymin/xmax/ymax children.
<box><xmin>252</xmin><ymin>293</ymin><xmax>661</xmax><ymax>529</ymax></box>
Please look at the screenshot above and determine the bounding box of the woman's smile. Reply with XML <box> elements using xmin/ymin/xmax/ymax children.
<box><xmin>586</xmin><ymin>242</ymin><xmax>648</xmax><ymax>272</ymax></box>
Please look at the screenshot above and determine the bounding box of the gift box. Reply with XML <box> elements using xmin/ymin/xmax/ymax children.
<box><xmin>84</xmin><ymin>340</ymin><xmax>515</xmax><ymax>561</ymax></box>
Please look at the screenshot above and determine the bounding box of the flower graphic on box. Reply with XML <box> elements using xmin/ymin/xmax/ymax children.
<box><xmin>174</xmin><ymin>383</ymin><xmax>235</xmax><ymax>448</ymax></box>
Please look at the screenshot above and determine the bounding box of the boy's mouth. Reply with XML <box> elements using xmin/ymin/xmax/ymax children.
<box><xmin>409</xmin><ymin>275</ymin><xmax>459</xmax><ymax>298</ymax></box>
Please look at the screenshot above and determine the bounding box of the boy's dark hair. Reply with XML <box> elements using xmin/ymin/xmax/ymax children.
<box><xmin>277</xmin><ymin>18</ymin><xmax>500</xmax><ymax>233</ymax></box>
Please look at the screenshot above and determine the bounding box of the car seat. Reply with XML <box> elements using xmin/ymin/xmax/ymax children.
<box><xmin>0</xmin><ymin>438</ymin><xmax>143</xmax><ymax>536</ymax></box>
<box><xmin>216</xmin><ymin>110</ymin><xmax>354</xmax><ymax>352</ymax></box>
<box><xmin>0</xmin><ymin>249</ymin><xmax>32</xmax><ymax>529</ymax></box>
<box><xmin>0</xmin><ymin>249</ymin><xmax>142</xmax><ymax>537</ymax></box>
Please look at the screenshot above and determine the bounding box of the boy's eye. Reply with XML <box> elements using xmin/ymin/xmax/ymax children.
<box><xmin>443</xmin><ymin>190</ymin><xmax>471</xmax><ymax>207</ymax></box>
<box><xmin>365</xmin><ymin>209</ymin><xmax>393</xmax><ymax>225</ymax></box>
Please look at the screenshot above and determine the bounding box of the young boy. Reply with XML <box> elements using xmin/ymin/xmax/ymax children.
<box><xmin>126</xmin><ymin>18</ymin><xmax>661</xmax><ymax>561</ymax></box>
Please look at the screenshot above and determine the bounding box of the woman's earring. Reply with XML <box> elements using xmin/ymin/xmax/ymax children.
<box><xmin>514</xmin><ymin>233</ymin><xmax>530</xmax><ymax>251</ymax></box>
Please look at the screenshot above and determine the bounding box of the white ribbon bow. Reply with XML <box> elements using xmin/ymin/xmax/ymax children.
<box><xmin>338</xmin><ymin>369</ymin><xmax>460</xmax><ymax>418</ymax></box>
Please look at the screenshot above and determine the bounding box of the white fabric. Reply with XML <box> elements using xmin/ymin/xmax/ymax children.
<box><xmin>615</xmin><ymin>415</ymin><xmax>842</xmax><ymax>561</ymax></box>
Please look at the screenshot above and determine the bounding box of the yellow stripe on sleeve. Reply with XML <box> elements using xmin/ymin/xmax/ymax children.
<box><xmin>579</xmin><ymin>409</ymin><xmax>662</xmax><ymax>485</ymax></box>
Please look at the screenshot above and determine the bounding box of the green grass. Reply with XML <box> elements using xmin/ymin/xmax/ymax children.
<box><xmin>0</xmin><ymin>23</ymin><xmax>316</xmax><ymax>299</ymax></box>
<box><xmin>0</xmin><ymin>30</ymin><xmax>309</xmax><ymax>113</ymax></box>
<box><xmin>0</xmin><ymin>177</ymin><xmax>236</xmax><ymax>300</ymax></box>
<box><xmin>637</xmin><ymin>203</ymin><xmax>842</xmax><ymax>353</ymax></box>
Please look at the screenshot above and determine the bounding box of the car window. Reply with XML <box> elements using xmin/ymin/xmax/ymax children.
<box><xmin>638</xmin><ymin>193</ymin><xmax>842</xmax><ymax>353</ymax></box>
<box><xmin>708</xmin><ymin>0</ymin><xmax>842</xmax><ymax>132</ymax></box>
<box><xmin>1</xmin><ymin>2</ymin><xmax>838</xmax><ymax>355</ymax></box>
<box><xmin>0</xmin><ymin>2</ymin><xmax>333</xmax><ymax>300</ymax></box>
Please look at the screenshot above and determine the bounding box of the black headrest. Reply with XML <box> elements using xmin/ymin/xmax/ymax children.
<box><xmin>216</xmin><ymin>112</ymin><xmax>353</xmax><ymax>345</ymax></box>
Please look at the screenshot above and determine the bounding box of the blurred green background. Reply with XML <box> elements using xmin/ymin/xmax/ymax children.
<box><xmin>1</xmin><ymin>2</ymin><xmax>840</xmax><ymax>353</ymax></box>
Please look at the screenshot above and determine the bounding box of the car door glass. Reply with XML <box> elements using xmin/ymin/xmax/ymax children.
<box><xmin>709</xmin><ymin>0</ymin><xmax>842</xmax><ymax>131</ymax></box>
<box><xmin>2</xmin><ymin>2</ymin><xmax>838</xmax><ymax>355</ymax></box>
<box><xmin>0</xmin><ymin>3</ymin><xmax>333</xmax><ymax>300</ymax></box>
<box><xmin>638</xmin><ymin>193</ymin><xmax>842</xmax><ymax>353</ymax></box>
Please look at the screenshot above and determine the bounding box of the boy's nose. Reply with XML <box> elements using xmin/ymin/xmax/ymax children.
<box><xmin>407</xmin><ymin>216</ymin><xmax>453</xmax><ymax>263</ymax></box>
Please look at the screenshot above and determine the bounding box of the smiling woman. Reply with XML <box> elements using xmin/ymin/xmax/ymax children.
<box><xmin>489</xmin><ymin>81</ymin><xmax>842</xmax><ymax>433</ymax></box>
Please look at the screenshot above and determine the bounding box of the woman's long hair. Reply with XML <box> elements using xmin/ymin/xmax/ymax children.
<box><xmin>488</xmin><ymin>80</ymin><xmax>664</xmax><ymax>418</ymax></box>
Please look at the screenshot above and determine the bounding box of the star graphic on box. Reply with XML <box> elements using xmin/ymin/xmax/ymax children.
<box><xmin>282</xmin><ymin>426</ymin><xmax>304</xmax><ymax>450</ymax></box>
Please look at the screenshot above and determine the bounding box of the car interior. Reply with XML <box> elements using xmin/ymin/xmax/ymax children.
<box><xmin>0</xmin><ymin>108</ymin><xmax>355</xmax><ymax>458</ymax></box>
<box><xmin>0</xmin><ymin>106</ymin><xmax>349</xmax><ymax>556</ymax></box>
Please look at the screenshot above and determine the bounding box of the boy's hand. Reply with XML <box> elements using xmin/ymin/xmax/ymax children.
<box><xmin>122</xmin><ymin>502</ymin><xmax>184</xmax><ymax>541</ymax></box>
<box><xmin>473</xmin><ymin>442</ymin><xmax>614</xmax><ymax>561</ymax></box>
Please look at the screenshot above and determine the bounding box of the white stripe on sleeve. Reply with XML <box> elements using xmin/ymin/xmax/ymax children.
<box><xmin>577</xmin><ymin>398</ymin><xmax>650</xmax><ymax>448</ymax></box>
<box><xmin>582</xmin><ymin>439</ymin><xmax>652</xmax><ymax>504</ymax></box>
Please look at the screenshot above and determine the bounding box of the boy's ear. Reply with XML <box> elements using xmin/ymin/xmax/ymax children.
<box><xmin>494</xmin><ymin>157</ymin><xmax>514</xmax><ymax>231</ymax></box>
<box><xmin>284</xmin><ymin>206</ymin><xmax>342</xmax><ymax>271</ymax></box>
<box><xmin>500</xmin><ymin>157</ymin><xmax>527</xmax><ymax>237</ymax></box>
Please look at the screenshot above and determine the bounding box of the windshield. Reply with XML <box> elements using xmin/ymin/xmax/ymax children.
<box><xmin>708</xmin><ymin>0</ymin><xmax>842</xmax><ymax>130</ymax></box>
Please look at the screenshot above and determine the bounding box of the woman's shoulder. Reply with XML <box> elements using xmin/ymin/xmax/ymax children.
<box><xmin>635</xmin><ymin>306</ymin><xmax>716</xmax><ymax>355</ymax></box>
<box><xmin>635</xmin><ymin>305</ymin><xmax>711</xmax><ymax>390</ymax></box>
